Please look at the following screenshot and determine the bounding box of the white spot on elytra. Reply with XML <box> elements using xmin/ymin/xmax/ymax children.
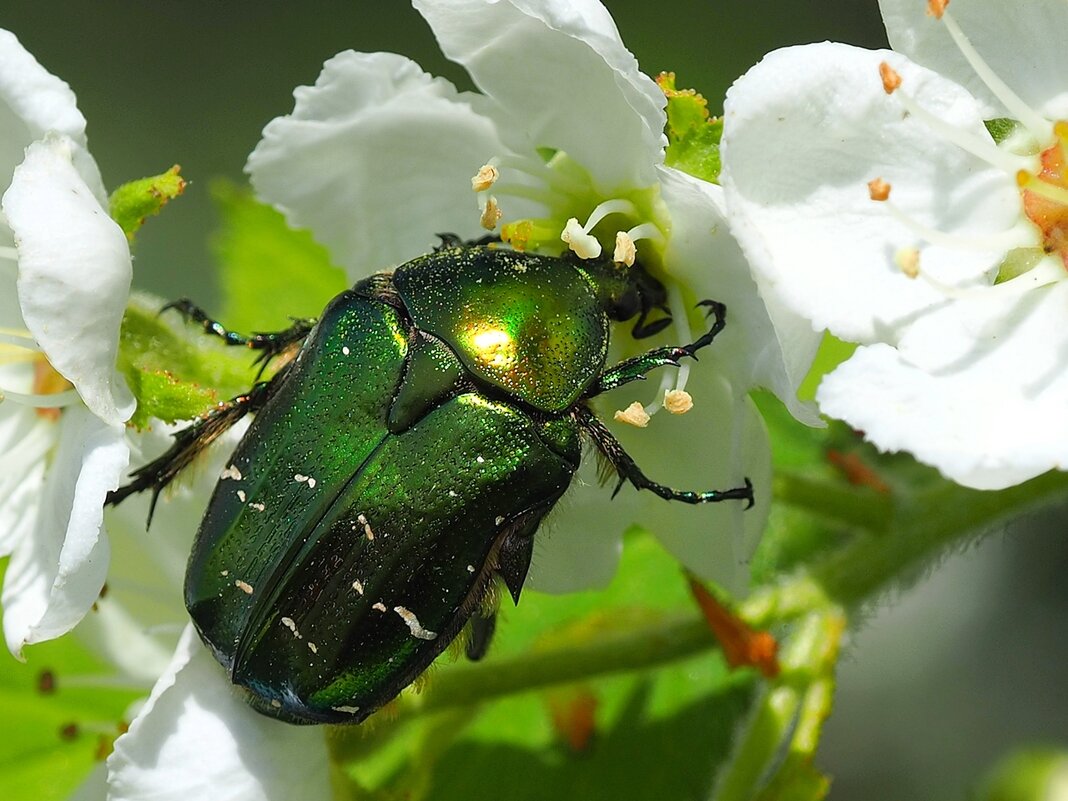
<box><xmin>234</xmin><ymin>579</ymin><xmax>254</xmax><ymax>595</ymax></box>
<box><xmin>358</xmin><ymin>513</ymin><xmax>374</xmax><ymax>540</ymax></box>
<box><xmin>476</xmin><ymin>455</ymin><xmax>485</xmax><ymax>464</ymax></box>
<box><xmin>342</xmin><ymin>346</ymin><xmax>350</xmax><ymax>355</ymax></box>
<box><xmin>372</xmin><ymin>602</ymin><xmax>387</xmax><ymax>612</ymax></box>
<box><xmin>220</xmin><ymin>570</ymin><xmax>229</xmax><ymax>577</ymax></box>
<box><xmin>352</xmin><ymin>579</ymin><xmax>364</xmax><ymax>595</ymax></box>
<box><xmin>467</xmin><ymin>564</ymin><xmax>475</xmax><ymax>573</ymax></box>
<box><xmin>281</xmin><ymin>616</ymin><xmax>302</xmax><ymax>639</ymax></box>
<box><xmin>220</xmin><ymin>464</ymin><xmax>242</xmax><ymax>481</ymax></box>
<box><xmin>307</xmin><ymin>641</ymin><xmax>318</xmax><ymax>654</ymax></box>
<box><xmin>249</xmin><ymin>501</ymin><xmax>265</xmax><ymax>512</ymax></box>
<box><xmin>236</xmin><ymin>490</ymin><xmax>247</xmax><ymax>503</ymax></box>
<box><xmin>294</xmin><ymin>473</ymin><xmax>317</xmax><ymax>489</ymax></box>
<box><xmin>332</xmin><ymin>704</ymin><xmax>361</xmax><ymax>714</ymax></box>
<box><xmin>495</xmin><ymin>516</ymin><xmax>505</xmax><ymax>526</ymax></box>
<box><xmin>393</xmin><ymin>606</ymin><xmax>438</xmax><ymax>640</ymax></box>
<box><xmin>270</xmin><ymin>699</ymin><xmax>282</xmax><ymax>708</ymax></box>
<box><xmin>448</xmin><ymin>490</ymin><xmax>458</xmax><ymax>498</ymax></box>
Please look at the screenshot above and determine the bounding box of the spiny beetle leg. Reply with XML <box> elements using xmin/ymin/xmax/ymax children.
<box><xmin>586</xmin><ymin>299</ymin><xmax>727</xmax><ymax>397</ymax></box>
<box><xmin>106</xmin><ymin>377</ymin><xmax>281</xmax><ymax>527</ymax></box>
<box><xmin>161</xmin><ymin>298</ymin><xmax>315</xmax><ymax>377</ymax></box>
<box><xmin>574</xmin><ymin>405</ymin><xmax>754</xmax><ymax>508</ymax></box>
<box><xmin>630</xmin><ymin>304</ymin><xmax>672</xmax><ymax>340</ymax></box>
<box><xmin>433</xmin><ymin>232</ymin><xmax>501</xmax><ymax>251</ymax></box>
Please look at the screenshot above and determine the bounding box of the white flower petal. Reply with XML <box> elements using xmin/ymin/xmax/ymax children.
<box><xmin>2</xmin><ymin>406</ymin><xmax>128</xmax><ymax>656</ymax></box>
<box><xmin>4</xmin><ymin>135</ymin><xmax>134</xmax><ymax>425</ymax></box>
<box><xmin>880</xmin><ymin>0</ymin><xmax>1068</xmax><ymax>120</ymax></box>
<box><xmin>247</xmin><ymin>51</ymin><xmax>520</xmax><ymax>277</ymax></box>
<box><xmin>628</xmin><ymin>373</ymin><xmax>771</xmax><ymax>593</ymax></box>
<box><xmin>817</xmin><ymin>280</ymin><xmax>1068</xmax><ymax>489</ymax></box>
<box><xmin>657</xmin><ymin>165</ymin><xmax>820</xmax><ymax>424</ymax></box>
<box><xmin>720</xmin><ymin>42</ymin><xmax>1020</xmax><ymax>345</ymax></box>
<box><xmin>0</xmin><ymin>405</ymin><xmax>49</xmax><ymax>556</ymax></box>
<box><xmin>107</xmin><ymin>626</ymin><xmax>331</xmax><ymax>801</ymax></box>
<box><xmin>0</xmin><ymin>28</ymin><xmax>105</xmax><ymax>207</ymax></box>
<box><xmin>414</xmin><ymin>0</ymin><xmax>665</xmax><ymax>194</ymax></box>
<box><xmin>526</xmin><ymin>457</ymin><xmax>630</xmax><ymax>594</ymax></box>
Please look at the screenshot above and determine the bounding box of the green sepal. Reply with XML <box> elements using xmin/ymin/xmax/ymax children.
<box><xmin>108</xmin><ymin>165</ymin><xmax>186</xmax><ymax>241</ymax></box>
<box><xmin>211</xmin><ymin>181</ymin><xmax>347</xmax><ymax>332</ymax></box>
<box><xmin>984</xmin><ymin>118</ymin><xmax>1023</xmax><ymax>146</ymax></box>
<box><xmin>658</xmin><ymin>72</ymin><xmax>724</xmax><ymax>184</ymax></box>
<box><xmin>117</xmin><ymin>294</ymin><xmax>263</xmax><ymax>429</ymax></box>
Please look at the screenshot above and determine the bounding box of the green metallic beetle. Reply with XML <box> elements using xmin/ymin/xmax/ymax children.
<box><xmin>109</xmin><ymin>242</ymin><xmax>752</xmax><ymax>724</ymax></box>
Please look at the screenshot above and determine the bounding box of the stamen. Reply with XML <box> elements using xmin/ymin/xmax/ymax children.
<box><xmin>625</xmin><ymin>222</ymin><xmax>665</xmax><ymax>246</ymax></box>
<box><xmin>583</xmin><ymin>199</ymin><xmax>638</xmax><ymax>232</ymax></box>
<box><xmin>644</xmin><ymin>282</ymin><xmax>696</xmax><ymax>416</ymax></box>
<box><xmin>614</xmin><ymin>401</ymin><xmax>650</xmax><ymax>428</ymax></box>
<box><xmin>940</xmin><ymin>9</ymin><xmax>1052</xmax><ymax>142</ymax></box>
<box><xmin>881</xmin><ymin>198</ymin><xmax>1034</xmax><ymax>251</ymax></box>
<box><xmin>897</xmin><ymin>246</ymin><xmax>1061</xmax><ymax>300</ymax></box>
<box><xmin>0</xmin><ymin>331</ymin><xmax>40</xmax><ymax>351</ymax></box>
<box><xmin>1017</xmin><ymin>170</ymin><xmax>1068</xmax><ymax>206</ymax></box>
<box><xmin>665</xmin><ymin>282</ymin><xmax>693</xmax><ymax>395</ymax></box>
<box><xmin>561</xmin><ymin>218</ymin><xmax>601</xmax><ymax>259</ymax></box>
<box><xmin>879</xmin><ymin>63</ymin><xmax>1028</xmax><ymax>174</ymax></box>
<box><xmin>0</xmin><ymin>386</ymin><xmax>81</xmax><ymax>409</ymax></box>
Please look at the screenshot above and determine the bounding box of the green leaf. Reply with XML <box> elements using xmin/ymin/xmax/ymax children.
<box><xmin>658</xmin><ymin>72</ymin><xmax>724</xmax><ymax>184</ymax></box>
<box><xmin>984</xmin><ymin>118</ymin><xmax>1023</xmax><ymax>146</ymax></box>
<box><xmin>108</xmin><ymin>165</ymin><xmax>186</xmax><ymax>241</ymax></box>
<box><xmin>0</xmin><ymin>616</ymin><xmax>141</xmax><ymax>801</ymax></box>
<box><xmin>117</xmin><ymin>294</ymin><xmax>264</xmax><ymax>427</ymax></box>
<box><xmin>211</xmin><ymin>182</ymin><xmax>347</xmax><ymax>332</ymax></box>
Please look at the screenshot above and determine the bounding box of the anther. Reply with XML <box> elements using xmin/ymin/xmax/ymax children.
<box><xmin>879</xmin><ymin>62</ymin><xmax>902</xmax><ymax>94</ymax></box>
<box><xmin>926</xmin><ymin>0</ymin><xmax>948</xmax><ymax>19</ymax></box>
<box><xmin>664</xmin><ymin>389</ymin><xmax>693</xmax><ymax>415</ymax></box>
<box><xmin>480</xmin><ymin>196</ymin><xmax>503</xmax><ymax>230</ymax></box>
<box><xmin>614</xmin><ymin>401</ymin><xmax>650</xmax><ymax>428</ymax></box>
<box><xmin>471</xmin><ymin>164</ymin><xmax>500</xmax><ymax>192</ymax></box>
<box><xmin>895</xmin><ymin>248</ymin><xmax>921</xmax><ymax>279</ymax></box>
<box><xmin>613</xmin><ymin>231</ymin><xmax>636</xmax><ymax>266</ymax></box>
<box><xmin>1017</xmin><ymin>170</ymin><xmax>1068</xmax><ymax>206</ymax></box>
<box><xmin>868</xmin><ymin>177</ymin><xmax>891</xmax><ymax>201</ymax></box>
<box><xmin>561</xmin><ymin>218</ymin><xmax>601</xmax><ymax>259</ymax></box>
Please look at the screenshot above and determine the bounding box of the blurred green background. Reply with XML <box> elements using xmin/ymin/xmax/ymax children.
<box><xmin>2</xmin><ymin>1</ymin><xmax>1066</xmax><ymax>798</ymax></box>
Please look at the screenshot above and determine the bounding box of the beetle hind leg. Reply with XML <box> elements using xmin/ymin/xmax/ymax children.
<box><xmin>106</xmin><ymin>377</ymin><xmax>280</xmax><ymax>526</ymax></box>
<box><xmin>574</xmin><ymin>405</ymin><xmax>754</xmax><ymax>508</ymax></box>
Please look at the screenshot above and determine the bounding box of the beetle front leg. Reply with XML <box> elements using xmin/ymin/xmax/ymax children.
<box><xmin>586</xmin><ymin>300</ymin><xmax>726</xmax><ymax>397</ymax></box>
<box><xmin>163</xmin><ymin>298</ymin><xmax>315</xmax><ymax>376</ymax></box>
<box><xmin>573</xmin><ymin>405</ymin><xmax>754</xmax><ymax>508</ymax></box>
<box><xmin>106</xmin><ymin>377</ymin><xmax>280</xmax><ymax>525</ymax></box>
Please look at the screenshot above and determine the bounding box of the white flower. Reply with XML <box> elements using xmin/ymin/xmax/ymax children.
<box><xmin>247</xmin><ymin>0</ymin><xmax>819</xmax><ymax>590</ymax></box>
<box><xmin>720</xmin><ymin>0</ymin><xmax>1068</xmax><ymax>491</ymax></box>
<box><xmin>0</xmin><ymin>29</ymin><xmax>134</xmax><ymax>658</ymax></box>
<box><xmin>63</xmin><ymin>425</ymin><xmax>333</xmax><ymax>801</ymax></box>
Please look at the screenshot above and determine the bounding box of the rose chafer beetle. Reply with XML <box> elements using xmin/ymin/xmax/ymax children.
<box><xmin>109</xmin><ymin>241</ymin><xmax>753</xmax><ymax>724</ymax></box>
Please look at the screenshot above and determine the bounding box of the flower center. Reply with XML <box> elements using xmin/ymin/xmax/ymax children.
<box><xmin>869</xmin><ymin>2</ymin><xmax>1068</xmax><ymax>292</ymax></box>
<box><xmin>1019</xmin><ymin>122</ymin><xmax>1068</xmax><ymax>269</ymax></box>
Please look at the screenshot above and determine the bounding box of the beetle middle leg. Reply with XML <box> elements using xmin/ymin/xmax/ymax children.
<box><xmin>163</xmin><ymin>298</ymin><xmax>315</xmax><ymax>377</ymax></box>
<box><xmin>106</xmin><ymin>376</ymin><xmax>283</xmax><ymax>525</ymax></box>
<box><xmin>573</xmin><ymin>405</ymin><xmax>754</xmax><ymax>507</ymax></box>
